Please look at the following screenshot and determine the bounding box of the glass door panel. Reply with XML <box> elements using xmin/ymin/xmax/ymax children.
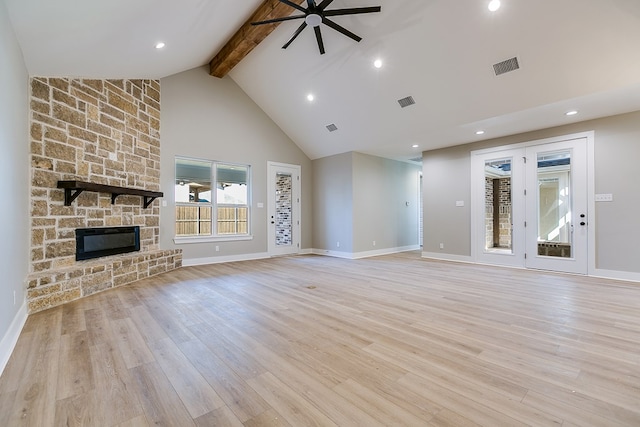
<box><xmin>484</xmin><ymin>158</ymin><xmax>513</xmax><ymax>254</ymax></box>
<box><xmin>536</xmin><ymin>151</ymin><xmax>572</xmax><ymax>258</ymax></box>
<box><xmin>275</xmin><ymin>172</ymin><xmax>293</xmax><ymax>248</ymax></box>
<box><xmin>267</xmin><ymin>162</ymin><xmax>301</xmax><ymax>257</ymax></box>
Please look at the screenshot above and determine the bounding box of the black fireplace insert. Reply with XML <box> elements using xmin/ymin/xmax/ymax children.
<box><xmin>75</xmin><ymin>226</ymin><xmax>140</xmax><ymax>261</ymax></box>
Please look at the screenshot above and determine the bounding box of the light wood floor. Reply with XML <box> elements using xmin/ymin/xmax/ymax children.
<box><xmin>2</xmin><ymin>252</ymin><xmax>640</xmax><ymax>426</ymax></box>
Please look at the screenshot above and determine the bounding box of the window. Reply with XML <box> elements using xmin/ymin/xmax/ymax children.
<box><xmin>175</xmin><ymin>157</ymin><xmax>250</xmax><ymax>240</ymax></box>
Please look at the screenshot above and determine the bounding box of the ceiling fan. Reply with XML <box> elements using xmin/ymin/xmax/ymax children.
<box><xmin>251</xmin><ymin>0</ymin><xmax>381</xmax><ymax>55</ymax></box>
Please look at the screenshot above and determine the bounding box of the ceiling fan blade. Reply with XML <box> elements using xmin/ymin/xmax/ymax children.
<box><xmin>314</xmin><ymin>26</ymin><xmax>326</xmax><ymax>54</ymax></box>
<box><xmin>282</xmin><ymin>22</ymin><xmax>308</xmax><ymax>49</ymax></box>
<box><xmin>278</xmin><ymin>0</ymin><xmax>308</xmax><ymax>13</ymax></box>
<box><xmin>321</xmin><ymin>17</ymin><xmax>362</xmax><ymax>42</ymax></box>
<box><xmin>323</xmin><ymin>6</ymin><xmax>381</xmax><ymax>17</ymax></box>
<box><xmin>251</xmin><ymin>14</ymin><xmax>306</xmax><ymax>25</ymax></box>
<box><xmin>317</xmin><ymin>0</ymin><xmax>335</xmax><ymax>10</ymax></box>
<box><xmin>307</xmin><ymin>0</ymin><xmax>317</xmax><ymax>8</ymax></box>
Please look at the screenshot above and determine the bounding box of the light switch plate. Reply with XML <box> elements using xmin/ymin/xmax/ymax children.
<box><xmin>456</xmin><ymin>200</ymin><xmax>464</xmax><ymax>207</ymax></box>
<box><xmin>595</xmin><ymin>193</ymin><xmax>613</xmax><ymax>202</ymax></box>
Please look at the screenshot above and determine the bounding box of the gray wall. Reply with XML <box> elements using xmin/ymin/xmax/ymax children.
<box><xmin>0</xmin><ymin>0</ymin><xmax>29</xmax><ymax>356</ymax></box>
<box><xmin>422</xmin><ymin>110</ymin><xmax>640</xmax><ymax>273</ymax></box>
<box><xmin>312</xmin><ymin>152</ymin><xmax>354</xmax><ymax>253</ymax></box>
<box><xmin>160</xmin><ymin>66</ymin><xmax>312</xmax><ymax>261</ymax></box>
<box><xmin>352</xmin><ymin>153</ymin><xmax>420</xmax><ymax>253</ymax></box>
<box><xmin>313</xmin><ymin>151</ymin><xmax>421</xmax><ymax>255</ymax></box>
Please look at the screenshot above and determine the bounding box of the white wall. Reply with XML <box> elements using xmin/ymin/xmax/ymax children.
<box><xmin>422</xmin><ymin>110</ymin><xmax>640</xmax><ymax>275</ymax></box>
<box><xmin>0</xmin><ymin>0</ymin><xmax>30</xmax><ymax>372</ymax></box>
<box><xmin>160</xmin><ymin>66</ymin><xmax>312</xmax><ymax>263</ymax></box>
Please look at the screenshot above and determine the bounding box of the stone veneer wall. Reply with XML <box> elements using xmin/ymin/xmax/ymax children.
<box><xmin>27</xmin><ymin>77</ymin><xmax>181</xmax><ymax>313</ymax></box>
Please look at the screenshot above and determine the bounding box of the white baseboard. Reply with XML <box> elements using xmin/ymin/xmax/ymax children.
<box><xmin>311</xmin><ymin>248</ymin><xmax>355</xmax><ymax>259</ymax></box>
<box><xmin>182</xmin><ymin>252</ymin><xmax>270</xmax><ymax>267</ymax></box>
<box><xmin>0</xmin><ymin>301</ymin><xmax>27</xmax><ymax>377</ymax></box>
<box><xmin>591</xmin><ymin>268</ymin><xmax>640</xmax><ymax>283</ymax></box>
<box><xmin>311</xmin><ymin>245</ymin><xmax>421</xmax><ymax>260</ymax></box>
<box><xmin>421</xmin><ymin>251</ymin><xmax>475</xmax><ymax>263</ymax></box>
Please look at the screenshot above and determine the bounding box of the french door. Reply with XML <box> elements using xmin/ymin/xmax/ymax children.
<box><xmin>472</xmin><ymin>136</ymin><xmax>589</xmax><ymax>274</ymax></box>
<box><xmin>267</xmin><ymin>162</ymin><xmax>301</xmax><ymax>257</ymax></box>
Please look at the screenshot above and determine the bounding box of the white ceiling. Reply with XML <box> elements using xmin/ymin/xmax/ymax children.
<box><xmin>5</xmin><ymin>0</ymin><xmax>640</xmax><ymax>161</ymax></box>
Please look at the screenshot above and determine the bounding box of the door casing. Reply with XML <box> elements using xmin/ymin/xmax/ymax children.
<box><xmin>471</xmin><ymin>132</ymin><xmax>595</xmax><ymax>275</ymax></box>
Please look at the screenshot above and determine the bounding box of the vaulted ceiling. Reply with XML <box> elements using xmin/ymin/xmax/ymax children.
<box><xmin>5</xmin><ymin>0</ymin><xmax>640</xmax><ymax>161</ymax></box>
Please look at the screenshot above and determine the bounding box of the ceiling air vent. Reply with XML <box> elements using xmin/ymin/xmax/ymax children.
<box><xmin>398</xmin><ymin>96</ymin><xmax>416</xmax><ymax>108</ymax></box>
<box><xmin>326</xmin><ymin>123</ymin><xmax>338</xmax><ymax>132</ymax></box>
<box><xmin>493</xmin><ymin>57</ymin><xmax>520</xmax><ymax>76</ymax></box>
<box><xmin>409</xmin><ymin>157</ymin><xmax>423</xmax><ymax>163</ymax></box>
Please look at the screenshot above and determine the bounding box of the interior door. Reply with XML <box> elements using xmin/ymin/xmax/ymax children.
<box><xmin>524</xmin><ymin>138</ymin><xmax>588</xmax><ymax>274</ymax></box>
<box><xmin>267</xmin><ymin>162</ymin><xmax>301</xmax><ymax>257</ymax></box>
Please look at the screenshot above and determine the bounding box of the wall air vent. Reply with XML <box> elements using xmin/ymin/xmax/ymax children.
<box><xmin>493</xmin><ymin>57</ymin><xmax>520</xmax><ymax>76</ymax></box>
<box><xmin>398</xmin><ymin>96</ymin><xmax>416</xmax><ymax>108</ymax></box>
<box><xmin>326</xmin><ymin>123</ymin><xmax>338</xmax><ymax>132</ymax></box>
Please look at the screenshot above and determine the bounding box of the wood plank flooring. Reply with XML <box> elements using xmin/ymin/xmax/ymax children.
<box><xmin>1</xmin><ymin>252</ymin><xmax>640</xmax><ymax>426</ymax></box>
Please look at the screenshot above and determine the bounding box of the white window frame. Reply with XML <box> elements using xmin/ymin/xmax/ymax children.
<box><xmin>174</xmin><ymin>156</ymin><xmax>252</xmax><ymax>244</ymax></box>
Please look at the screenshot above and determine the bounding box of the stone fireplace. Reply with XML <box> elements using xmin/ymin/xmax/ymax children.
<box><xmin>27</xmin><ymin>77</ymin><xmax>181</xmax><ymax>313</ymax></box>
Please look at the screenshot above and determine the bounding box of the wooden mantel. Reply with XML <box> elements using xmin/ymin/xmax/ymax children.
<box><xmin>209</xmin><ymin>0</ymin><xmax>306</xmax><ymax>78</ymax></box>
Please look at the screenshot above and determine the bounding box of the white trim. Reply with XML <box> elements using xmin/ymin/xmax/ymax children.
<box><xmin>421</xmin><ymin>252</ymin><xmax>475</xmax><ymax>263</ymax></box>
<box><xmin>311</xmin><ymin>249</ymin><xmax>355</xmax><ymax>259</ymax></box>
<box><xmin>267</xmin><ymin>161</ymin><xmax>302</xmax><ymax>257</ymax></box>
<box><xmin>471</xmin><ymin>131</ymin><xmax>595</xmax><ymax>155</ymax></box>
<box><xmin>174</xmin><ymin>235</ymin><xmax>253</xmax><ymax>245</ymax></box>
<box><xmin>312</xmin><ymin>245</ymin><xmax>420</xmax><ymax>260</ymax></box>
<box><xmin>182</xmin><ymin>252</ymin><xmax>270</xmax><ymax>266</ymax></box>
<box><xmin>0</xmin><ymin>301</ymin><xmax>27</xmax><ymax>377</ymax></box>
<box><xmin>591</xmin><ymin>269</ymin><xmax>640</xmax><ymax>284</ymax></box>
<box><xmin>470</xmin><ymin>131</ymin><xmax>595</xmax><ymax>275</ymax></box>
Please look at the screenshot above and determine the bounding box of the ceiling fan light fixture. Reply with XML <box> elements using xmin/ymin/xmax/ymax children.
<box><xmin>305</xmin><ymin>14</ymin><xmax>322</xmax><ymax>27</ymax></box>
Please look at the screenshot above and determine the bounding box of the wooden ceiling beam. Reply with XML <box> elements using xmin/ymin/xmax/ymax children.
<box><xmin>209</xmin><ymin>0</ymin><xmax>307</xmax><ymax>78</ymax></box>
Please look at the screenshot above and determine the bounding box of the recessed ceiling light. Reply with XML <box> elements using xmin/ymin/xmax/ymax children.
<box><xmin>476</xmin><ymin>130</ymin><xmax>485</xmax><ymax>135</ymax></box>
<box><xmin>488</xmin><ymin>0</ymin><xmax>501</xmax><ymax>12</ymax></box>
<box><xmin>412</xmin><ymin>144</ymin><xmax>419</xmax><ymax>148</ymax></box>
<box><xmin>565</xmin><ymin>110</ymin><xmax>578</xmax><ymax>116</ymax></box>
<box><xmin>307</xmin><ymin>94</ymin><xmax>315</xmax><ymax>102</ymax></box>
<box><xmin>374</xmin><ymin>59</ymin><xmax>383</xmax><ymax>69</ymax></box>
<box><xmin>155</xmin><ymin>42</ymin><xmax>165</xmax><ymax>49</ymax></box>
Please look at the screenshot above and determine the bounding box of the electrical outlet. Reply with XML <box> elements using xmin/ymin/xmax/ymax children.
<box><xmin>215</xmin><ymin>245</ymin><xmax>220</xmax><ymax>252</ymax></box>
<box><xmin>439</xmin><ymin>243</ymin><xmax>444</xmax><ymax>250</ymax></box>
<box><xmin>337</xmin><ymin>241</ymin><xmax>340</xmax><ymax>248</ymax></box>
<box><xmin>373</xmin><ymin>240</ymin><xmax>376</xmax><ymax>246</ymax></box>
